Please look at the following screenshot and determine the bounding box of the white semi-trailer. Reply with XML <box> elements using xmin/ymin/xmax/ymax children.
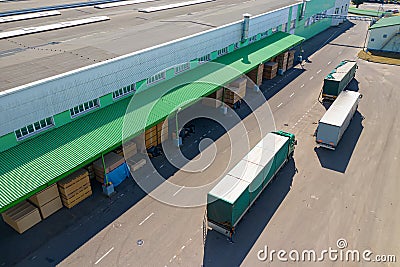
<box><xmin>316</xmin><ymin>90</ymin><xmax>361</xmax><ymax>150</ymax></box>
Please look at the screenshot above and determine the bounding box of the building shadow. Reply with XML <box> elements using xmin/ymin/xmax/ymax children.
<box><xmin>314</xmin><ymin>111</ymin><xmax>364</xmax><ymax>173</ymax></box>
<box><xmin>202</xmin><ymin>159</ymin><xmax>296</xmax><ymax>267</ymax></box>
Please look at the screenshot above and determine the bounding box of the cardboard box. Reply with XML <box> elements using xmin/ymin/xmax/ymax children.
<box><xmin>1</xmin><ymin>201</ymin><xmax>41</xmax><ymax>234</ymax></box>
<box><xmin>39</xmin><ymin>196</ymin><xmax>62</xmax><ymax>219</ymax></box>
<box><xmin>93</xmin><ymin>153</ymin><xmax>125</xmax><ymax>174</ymax></box>
<box><xmin>29</xmin><ymin>183</ymin><xmax>59</xmax><ymax>207</ymax></box>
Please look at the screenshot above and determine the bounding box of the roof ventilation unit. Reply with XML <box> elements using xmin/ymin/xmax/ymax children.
<box><xmin>241</xmin><ymin>13</ymin><xmax>251</xmax><ymax>41</ymax></box>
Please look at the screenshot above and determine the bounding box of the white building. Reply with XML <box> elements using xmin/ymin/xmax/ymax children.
<box><xmin>367</xmin><ymin>16</ymin><xmax>400</xmax><ymax>52</ymax></box>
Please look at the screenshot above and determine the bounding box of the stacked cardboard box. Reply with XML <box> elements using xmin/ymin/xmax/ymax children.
<box><xmin>93</xmin><ymin>152</ymin><xmax>125</xmax><ymax>183</ymax></box>
<box><xmin>247</xmin><ymin>63</ymin><xmax>264</xmax><ymax>86</ymax></box>
<box><xmin>127</xmin><ymin>158</ymin><xmax>147</xmax><ymax>172</ymax></box>
<box><xmin>276</xmin><ymin>51</ymin><xmax>288</xmax><ymax>74</ymax></box>
<box><xmin>224</xmin><ymin>78</ymin><xmax>247</xmax><ymax>108</ymax></box>
<box><xmin>145</xmin><ymin>125</ymin><xmax>158</xmax><ymax>149</ymax></box>
<box><xmin>157</xmin><ymin>120</ymin><xmax>168</xmax><ymax>144</ymax></box>
<box><xmin>124</xmin><ymin>140</ymin><xmax>138</xmax><ymax>159</ymax></box>
<box><xmin>287</xmin><ymin>50</ymin><xmax>295</xmax><ymax>70</ymax></box>
<box><xmin>1</xmin><ymin>201</ymin><xmax>42</xmax><ymax>234</ymax></box>
<box><xmin>263</xmin><ymin>62</ymin><xmax>278</xmax><ymax>80</ymax></box>
<box><xmin>58</xmin><ymin>169</ymin><xmax>92</xmax><ymax>208</ymax></box>
<box><xmin>202</xmin><ymin>88</ymin><xmax>223</xmax><ymax>108</ymax></box>
<box><xmin>29</xmin><ymin>183</ymin><xmax>62</xmax><ymax>219</ymax></box>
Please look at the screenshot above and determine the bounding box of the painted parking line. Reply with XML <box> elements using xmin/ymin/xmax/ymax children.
<box><xmin>139</xmin><ymin>212</ymin><xmax>154</xmax><ymax>226</ymax></box>
<box><xmin>290</xmin><ymin>92</ymin><xmax>295</xmax><ymax>98</ymax></box>
<box><xmin>317</xmin><ymin>69</ymin><xmax>321</xmax><ymax>74</ymax></box>
<box><xmin>277</xmin><ymin>103</ymin><xmax>283</xmax><ymax>108</ymax></box>
<box><xmin>173</xmin><ymin>186</ymin><xmax>184</xmax><ymax>196</ymax></box>
<box><xmin>95</xmin><ymin>247</ymin><xmax>114</xmax><ymax>265</ymax></box>
<box><xmin>300</xmin><ymin>84</ymin><xmax>304</xmax><ymax>88</ymax></box>
<box><xmin>328</xmin><ymin>61</ymin><xmax>332</xmax><ymax>65</ymax></box>
<box><xmin>310</xmin><ymin>76</ymin><xmax>314</xmax><ymax>80</ymax></box>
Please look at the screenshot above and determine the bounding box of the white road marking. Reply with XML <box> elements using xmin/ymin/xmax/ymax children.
<box><xmin>290</xmin><ymin>92</ymin><xmax>295</xmax><ymax>98</ymax></box>
<box><xmin>310</xmin><ymin>76</ymin><xmax>314</xmax><ymax>80</ymax></box>
<box><xmin>300</xmin><ymin>84</ymin><xmax>304</xmax><ymax>88</ymax></box>
<box><xmin>173</xmin><ymin>186</ymin><xmax>185</xmax><ymax>196</ymax></box>
<box><xmin>173</xmin><ymin>255</ymin><xmax>177</xmax><ymax>260</ymax></box>
<box><xmin>328</xmin><ymin>61</ymin><xmax>332</xmax><ymax>65</ymax></box>
<box><xmin>139</xmin><ymin>212</ymin><xmax>154</xmax><ymax>226</ymax></box>
<box><xmin>95</xmin><ymin>247</ymin><xmax>114</xmax><ymax>265</ymax></box>
<box><xmin>338</xmin><ymin>51</ymin><xmax>342</xmax><ymax>55</ymax></box>
<box><xmin>277</xmin><ymin>103</ymin><xmax>283</xmax><ymax>108</ymax></box>
<box><xmin>181</xmin><ymin>245</ymin><xmax>185</xmax><ymax>250</ymax></box>
<box><xmin>317</xmin><ymin>69</ymin><xmax>321</xmax><ymax>74</ymax></box>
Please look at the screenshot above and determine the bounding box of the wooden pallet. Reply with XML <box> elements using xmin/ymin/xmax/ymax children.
<box><xmin>58</xmin><ymin>175</ymin><xmax>89</xmax><ymax>197</ymax></box>
<box><xmin>59</xmin><ymin>180</ymin><xmax>90</xmax><ymax>199</ymax></box>
<box><xmin>61</xmin><ymin>187</ymin><xmax>92</xmax><ymax>209</ymax></box>
<box><xmin>58</xmin><ymin>169</ymin><xmax>89</xmax><ymax>189</ymax></box>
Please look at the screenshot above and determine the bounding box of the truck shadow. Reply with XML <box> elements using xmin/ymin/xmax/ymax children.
<box><xmin>202</xmin><ymin>159</ymin><xmax>296</xmax><ymax>267</ymax></box>
<box><xmin>347</xmin><ymin>78</ymin><xmax>360</xmax><ymax>92</ymax></box>
<box><xmin>314</xmin><ymin>111</ymin><xmax>364</xmax><ymax>173</ymax></box>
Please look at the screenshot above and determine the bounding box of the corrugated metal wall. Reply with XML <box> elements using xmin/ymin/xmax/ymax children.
<box><xmin>0</xmin><ymin>3</ymin><xmax>300</xmax><ymax>137</ymax></box>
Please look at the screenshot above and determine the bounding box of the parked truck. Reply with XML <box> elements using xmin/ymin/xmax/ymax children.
<box><xmin>321</xmin><ymin>60</ymin><xmax>357</xmax><ymax>101</ymax></box>
<box><xmin>207</xmin><ymin>131</ymin><xmax>296</xmax><ymax>237</ymax></box>
<box><xmin>316</xmin><ymin>90</ymin><xmax>361</xmax><ymax>150</ymax></box>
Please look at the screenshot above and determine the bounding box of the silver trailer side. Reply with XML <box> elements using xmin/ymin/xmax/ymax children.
<box><xmin>316</xmin><ymin>90</ymin><xmax>361</xmax><ymax>150</ymax></box>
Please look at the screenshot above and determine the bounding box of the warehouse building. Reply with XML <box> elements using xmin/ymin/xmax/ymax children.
<box><xmin>367</xmin><ymin>16</ymin><xmax>400</xmax><ymax>53</ymax></box>
<box><xmin>0</xmin><ymin>0</ymin><xmax>350</xmax><ymax>227</ymax></box>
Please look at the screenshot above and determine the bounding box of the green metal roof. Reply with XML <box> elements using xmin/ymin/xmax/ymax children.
<box><xmin>369</xmin><ymin>16</ymin><xmax>400</xmax><ymax>29</ymax></box>
<box><xmin>348</xmin><ymin>7</ymin><xmax>389</xmax><ymax>18</ymax></box>
<box><xmin>0</xmin><ymin>31</ymin><xmax>304</xmax><ymax>212</ymax></box>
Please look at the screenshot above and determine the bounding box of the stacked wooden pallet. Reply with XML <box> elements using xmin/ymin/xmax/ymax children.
<box><xmin>145</xmin><ymin>125</ymin><xmax>158</xmax><ymax>149</ymax></box>
<box><xmin>263</xmin><ymin>62</ymin><xmax>278</xmax><ymax>80</ymax></box>
<box><xmin>276</xmin><ymin>51</ymin><xmax>289</xmax><ymax>74</ymax></box>
<box><xmin>86</xmin><ymin>165</ymin><xmax>95</xmax><ymax>180</ymax></box>
<box><xmin>58</xmin><ymin>169</ymin><xmax>92</xmax><ymax>209</ymax></box>
<box><xmin>202</xmin><ymin>88</ymin><xmax>223</xmax><ymax>108</ymax></box>
<box><xmin>93</xmin><ymin>152</ymin><xmax>125</xmax><ymax>183</ymax></box>
<box><xmin>246</xmin><ymin>63</ymin><xmax>264</xmax><ymax>86</ymax></box>
<box><xmin>156</xmin><ymin>120</ymin><xmax>168</xmax><ymax>145</ymax></box>
<box><xmin>224</xmin><ymin>78</ymin><xmax>247</xmax><ymax>108</ymax></box>
<box><xmin>29</xmin><ymin>183</ymin><xmax>62</xmax><ymax>219</ymax></box>
<box><xmin>1</xmin><ymin>201</ymin><xmax>42</xmax><ymax>234</ymax></box>
<box><xmin>287</xmin><ymin>50</ymin><xmax>295</xmax><ymax>70</ymax></box>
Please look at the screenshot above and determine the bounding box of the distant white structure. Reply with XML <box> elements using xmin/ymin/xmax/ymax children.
<box><xmin>367</xmin><ymin>16</ymin><xmax>400</xmax><ymax>53</ymax></box>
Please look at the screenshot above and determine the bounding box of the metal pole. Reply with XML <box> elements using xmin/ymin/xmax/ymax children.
<box><xmin>175</xmin><ymin>107</ymin><xmax>181</xmax><ymax>146</ymax></box>
<box><xmin>101</xmin><ymin>153</ymin><xmax>108</xmax><ymax>185</ymax></box>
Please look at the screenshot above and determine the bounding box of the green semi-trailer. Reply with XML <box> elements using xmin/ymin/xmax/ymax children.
<box><xmin>207</xmin><ymin>131</ymin><xmax>296</xmax><ymax>237</ymax></box>
<box><xmin>322</xmin><ymin>60</ymin><xmax>357</xmax><ymax>101</ymax></box>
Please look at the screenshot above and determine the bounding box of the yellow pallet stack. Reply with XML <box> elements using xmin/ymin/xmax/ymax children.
<box><xmin>58</xmin><ymin>169</ymin><xmax>92</xmax><ymax>209</ymax></box>
<box><xmin>156</xmin><ymin>120</ymin><xmax>168</xmax><ymax>144</ymax></box>
<box><xmin>29</xmin><ymin>183</ymin><xmax>62</xmax><ymax>219</ymax></box>
<box><xmin>145</xmin><ymin>125</ymin><xmax>158</xmax><ymax>149</ymax></box>
<box><xmin>1</xmin><ymin>201</ymin><xmax>41</xmax><ymax>234</ymax></box>
<box><xmin>287</xmin><ymin>50</ymin><xmax>295</xmax><ymax>70</ymax></box>
<box><xmin>247</xmin><ymin>63</ymin><xmax>264</xmax><ymax>86</ymax></box>
<box><xmin>277</xmin><ymin>51</ymin><xmax>289</xmax><ymax>74</ymax></box>
<box><xmin>263</xmin><ymin>62</ymin><xmax>278</xmax><ymax>80</ymax></box>
<box><xmin>202</xmin><ymin>88</ymin><xmax>223</xmax><ymax>108</ymax></box>
<box><xmin>93</xmin><ymin>152</ymin><xmax>125</xmax><ymax>183</ymax></box>
<box><xmin>224</xmin><ymin>78</ymin><xmax>247</xmax><ymax>108</ymax></box>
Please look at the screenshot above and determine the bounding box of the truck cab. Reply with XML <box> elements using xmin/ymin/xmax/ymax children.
<box><xmin>273</xmin><ymin>130</ymin><xmax>297</xmax><ymax>158</ymax></box>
